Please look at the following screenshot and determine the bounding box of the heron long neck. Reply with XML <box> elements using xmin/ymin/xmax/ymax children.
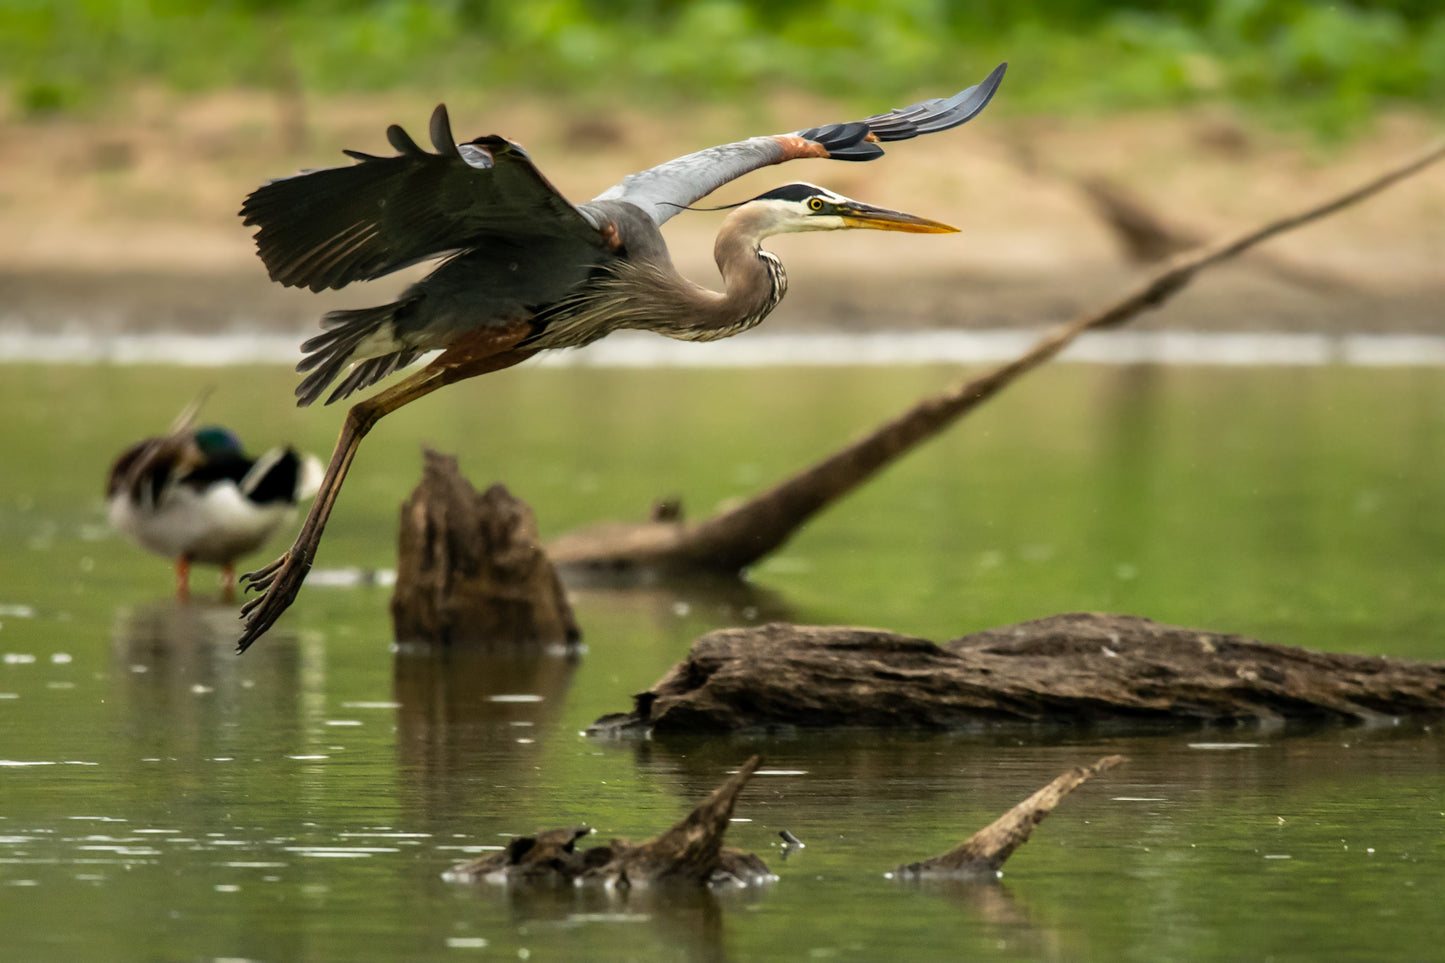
<box><xmin>685</xmin><ymin>206</ymin><xmax>788</xmax><ymax>342</ymax></box>
<box><xmin>525</xmin><ymin>205</ymin><xmax>788</xmax><ymax>349</ymax></box>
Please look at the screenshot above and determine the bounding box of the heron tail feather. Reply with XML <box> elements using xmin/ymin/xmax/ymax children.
<box><xmin>295</xmin><ymin>301</ymin><xmax>423</xmax><ymax>407</ymax></box>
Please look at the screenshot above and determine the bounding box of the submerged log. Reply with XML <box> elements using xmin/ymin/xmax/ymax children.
<box><xmin>895</xmin><ymin>755</ymin><xmax>1124</xmax><ymax>880</ymax></box>
<box><xmin>391</xmin><ymin>449</ymin><xmax>579</xmax><ymax>646</ymax></box>
<box><xmin>444</xmin><ymin>756</ymin><xmax>772</xmax><ymax>888</ymax></box>
<box><xmin>588</xmin><ymin>613</ymin><xmax>1445</xmax><ymax>736</ymax></box>
<box><xmin>549</xmin><ymin>141</ymin><xmax>1445</xmax><ymax>578</ymax></box>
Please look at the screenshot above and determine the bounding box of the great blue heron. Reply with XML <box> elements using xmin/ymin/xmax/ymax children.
<box><xmin>236</xmin><ymin>63</ymin><xmax>1007</xmax><ymax>651</ymax></box>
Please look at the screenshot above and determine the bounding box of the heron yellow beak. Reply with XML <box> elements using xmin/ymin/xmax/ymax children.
<box><xmin>838</xmin><ymin>202</ymin><xmax>958</xmax><ymax>234</ymax></box>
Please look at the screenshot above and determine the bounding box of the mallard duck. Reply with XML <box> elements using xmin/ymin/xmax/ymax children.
<box><xmin>107</xmin><ymin>425</ymin><xmax>322</xmax><ymax>600</ymax></box>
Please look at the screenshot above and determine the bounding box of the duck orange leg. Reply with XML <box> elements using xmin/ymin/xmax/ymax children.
<box><xmin>175</xmin><ymin>556</ymin><xmax>191</xmax><ymax>602</ymax></box>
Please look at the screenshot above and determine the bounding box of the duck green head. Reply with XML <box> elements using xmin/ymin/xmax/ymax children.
<box><xmin>193</xmin><ymin>425</ymin><xmax>244</xmax><ymax>459</ymax></box>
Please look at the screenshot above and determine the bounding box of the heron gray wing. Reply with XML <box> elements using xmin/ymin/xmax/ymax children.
<box><xmin>240</xmin><ymin>106</ymin><xmax>608</xmax><ymax>292</ymax></box>
<box><xmin>591</xmin><ymin>136</ymin><xmax>789</xmax><ymax>227</ymax></box>
<box><xmin>593</xmin><ymin>63</ymin><xmax>1007</xmax><ymax>226</ymax></box>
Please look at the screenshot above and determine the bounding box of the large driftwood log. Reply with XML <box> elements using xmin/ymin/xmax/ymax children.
<box><xmin>391</xmin><ymin>449</ymin><xmax>579</xmax><ymax>646</ymax></box>
<box><xmin>588</xmin><ymin>613</ymin><xmax>1445</xmax><ymax>736</ymax></box>
<box><xmin>549</xmin><ymin>140</ymin><xmax>1445</xmax><ymax>577</ymax></box>
<box><xmin>895</xmin><ymin>754</ymin><xmax>1125</xmax><ymax>880</ymax></box>
<box><xmin>444</xmin><ymin>756</ymin><xmax>772</xmax><ymax>888</ymax></box>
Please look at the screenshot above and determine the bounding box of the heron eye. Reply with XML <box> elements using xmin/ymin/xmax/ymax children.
<box><xmin>808</xmin><ymin>197</ymin><xmax>824</xmax><ymax>211</ymax></box>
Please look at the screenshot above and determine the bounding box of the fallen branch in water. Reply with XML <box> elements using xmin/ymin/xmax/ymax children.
<box><xmin>894</xmin><ymin>754</ymin><xmax>1125</xmax><ymax>880</ymax></box>
<box><xmin>548</xmin><ymin>138</ymin><xmax>1445</xmax><ymax>576</ymax></box>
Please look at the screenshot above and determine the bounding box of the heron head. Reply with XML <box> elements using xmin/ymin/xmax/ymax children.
<box><xmin>744</xmin><ymin>182</ymin><xmax>958</xmax><ymax>237</ymax></box>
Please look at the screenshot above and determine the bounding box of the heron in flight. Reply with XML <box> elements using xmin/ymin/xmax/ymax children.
<box><xmin>236</xmin><ymin>63</ymin><xmax>1007</xmax><ymax>651</ymax></box>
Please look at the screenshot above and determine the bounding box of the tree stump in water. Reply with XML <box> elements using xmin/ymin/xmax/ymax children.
<box><xmin>391</xmin><ymin>449</ymin><xmax>580</xmax><ymax>646</ymax></box>
<box><xmin>588</xmin><ymin>613</ymin><xmax>1445</xmax><ymax>735</ymax></box>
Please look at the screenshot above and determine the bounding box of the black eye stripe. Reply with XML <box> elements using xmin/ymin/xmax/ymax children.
<box><xmin>753</xmin><ymin>182</ymin><xmax>826</xmax><ymax>203</ymax></box>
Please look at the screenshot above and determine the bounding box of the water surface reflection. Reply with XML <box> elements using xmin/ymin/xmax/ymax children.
<box><xmin>393</xmin><ymin>643</ymin><xmax>580</xmax><ymax>820</ymax></box>
<box><xmin>109</xmin><ymin>599</ymin><xmax>307</xmax><ymax>754</ymax></box>
<box><xmin>2</xmin><ymin>362</ymin><xmax>1442</xmax><ymax>961</ymax></box>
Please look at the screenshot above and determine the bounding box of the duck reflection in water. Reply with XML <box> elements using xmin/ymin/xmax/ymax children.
<box><xmin>110</xmin><ymin>599</ymin><xmax>305</xmax><ymax>753</ymax></box>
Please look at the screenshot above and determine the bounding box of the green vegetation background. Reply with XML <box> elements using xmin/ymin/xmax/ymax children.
<box><xmin>4</xmin><ymin>0</ymin><xmax>1445</xmax><ymax>135</ymax></box>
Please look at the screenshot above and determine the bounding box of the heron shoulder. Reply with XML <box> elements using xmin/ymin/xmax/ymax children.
<box><xmin>578</xmin><ymin>199</ymin><xmax>673</xmax><ymax>267</ymax></box>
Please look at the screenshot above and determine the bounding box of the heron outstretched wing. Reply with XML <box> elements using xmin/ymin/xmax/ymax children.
<box><xmin>240</xmin><ymin>107</ymin><xmax>607</xmax><ymax>292</ymax></box>
<box><xmin>593</xmin><ymin>62</ymin><xmax>1007</xmax><ymax>226</ymax></box>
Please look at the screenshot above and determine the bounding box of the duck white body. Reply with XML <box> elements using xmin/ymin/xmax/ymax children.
<box><xmin>107</xmin><ymin>427</ymin><xmax>322</xmax><ymax>598</ymax></box>
<box><xmin>108</xmin><ymin>470</ymin><xmax>305</xmax><ymax>564</ymax></box>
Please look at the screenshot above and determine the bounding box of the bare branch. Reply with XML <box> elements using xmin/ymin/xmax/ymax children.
<box><xmin>896</xmin><ymin>755</ymin><xmax>1126</xmax><ymax>879</ymax></box>
<box><xmin>551</xmin><ymin>138</ymin><xmax>1445</xmax><ymax>574</ymax></box>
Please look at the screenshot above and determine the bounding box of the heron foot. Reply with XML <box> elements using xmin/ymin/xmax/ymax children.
<box><xmin>241</xmin><ymin>554</ymin><xmax>287</xmax><ymax>596</ymax></box>
<box><xmin>236</xmin><ymin>549</ymin><xmax>312</xmax><ymax>653</ymax></box>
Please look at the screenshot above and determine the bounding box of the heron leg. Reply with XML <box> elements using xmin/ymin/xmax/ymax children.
<box><xmin>235</xmin><ymin>342</ymin><xmax>539</xmax><ymax>653</ymax></box>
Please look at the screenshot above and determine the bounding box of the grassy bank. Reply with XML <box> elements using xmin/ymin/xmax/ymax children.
<box><xmin>4</xmin><ymin>1</ymin><xmax>1445</xmax><ymax>137</ymax></box>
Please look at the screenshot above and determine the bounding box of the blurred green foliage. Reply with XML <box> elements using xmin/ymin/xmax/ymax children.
<box><xmin>3</xmin><ymin>0</ymin><xmax>1444</xmax><ymax>133</ymax></box>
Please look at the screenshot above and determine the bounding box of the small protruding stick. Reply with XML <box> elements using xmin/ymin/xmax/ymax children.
<box><xmin>896</xmin><ymin>754</ymin><xmax>1126</xmax><ymax>879</ymax></box>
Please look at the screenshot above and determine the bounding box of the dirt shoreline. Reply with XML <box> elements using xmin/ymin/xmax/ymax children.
<box><xmin>4</xmin><ymin>262</ymin><xmax>1443</xmax><ymax>338</ymax></box>
<box><xmin>3</xmin><ymin>89</ymin><xmax>1441</xmax><ymax>337</ymax></box>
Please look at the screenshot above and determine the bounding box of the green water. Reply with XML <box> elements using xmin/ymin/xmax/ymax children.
<box><xmin>1</xmin><ymin>361</ymin><xmax>1443</xmax><ymax>962</ymax></box>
